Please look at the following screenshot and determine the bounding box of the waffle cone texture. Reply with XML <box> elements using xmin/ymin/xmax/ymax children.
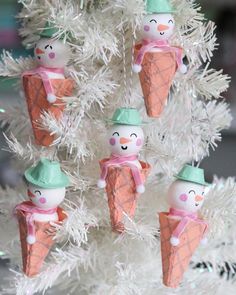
<box><xmin>23</xmin><ymin>75</ymin><xmax>74</xmax><ymax>146</ymax></box>
<box><xmin>159</xmin><ymin>212</ymin><xmax>207</xmax><ymax>288</ymax></box>
<box><xmin>100</xmin><ymin>160</ymin><xmax>150</xmax><ymax>233</ymax></box>
<box><xmin>16</xmin><ymin>207</ymin><xmax>67</xmax><ymax>277</ymax></box>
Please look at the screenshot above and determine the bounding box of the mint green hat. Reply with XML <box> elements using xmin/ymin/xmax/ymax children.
<box><xmin>39</xmin><ymin>22</ymin><xmax>67</xmax><ymax>40</ymax></box>
<box><xmin>146</xmin><ymin>0</ymin><xmax>174</xmax><ymax>14</ymax></box>
<box><xmin>107</xmin><ymin>108</ymin><xmax>143</xmax><ymax>126</ymax></box>
<box><xmin>175</xmin><ymin>164</ymin><xmax>209</xmax><ymax>186</ymax></box>
<box><xmin>24</xmin><ymin>158</ymin><xmax>69</xmax><ymax>189</ymax></box>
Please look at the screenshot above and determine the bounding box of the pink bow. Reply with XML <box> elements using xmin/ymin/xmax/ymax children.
<box><xmin>14</xmin><ymin>201</ymin><xmax>57</xmax><ymax>243</ymax></box>
<box><xmin>100</xmin><ymin>154</ymin><xmax>143</xmax><ymax>189</ymax></box>
<box><xmin>135</xmin><ymin>39</ymin><xmax>183</xmax><ymax>68</ymax></box>
<box><xmin>169</xmin><ymin>207</ymin><xmax>208</xmax><ymax>239</ymax></box>
<box><xmin>22</xmin><ymin>66</ymin><xmax>65</xmax><ymax>97</ymax></box>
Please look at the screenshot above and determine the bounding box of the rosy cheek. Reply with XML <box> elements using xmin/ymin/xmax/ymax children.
<box><xmin>49</xmin><ymin>52</ymin><xmax>55</xmax><ymax>59</ymax></box>
<box><xmin>39</xmin><ymin>197</ymin><xmax>46</xmax><ymax>204</ymax></box>
<box><xmin>179</xmin><ymin>194</ymin><xmax>188</xmax><ymax>202</ymax></box>
<box><xmin>109</xmin><ymin>138</ymin><xmax>116</xmax><ymax>146</ymax></box>
<box><xmin>144</xmin><ymin>25</ymin><xmax>150</xmax><ymax>32</ymax></box>
<box><xmin>136</xmin><ymin>138</ymin><xmax>143</xmax><ymax>146</ymax></box>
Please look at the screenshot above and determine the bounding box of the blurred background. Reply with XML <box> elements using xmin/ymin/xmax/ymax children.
<box><xmin>0</xmin><ymin>0</ymin><xmax>236</xmax><ymax>288</ymax></box>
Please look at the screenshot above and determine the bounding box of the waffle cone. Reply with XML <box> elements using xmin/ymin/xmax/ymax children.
<box><xmin>16</xmin><ymin>207</ymin><xmax>67</xmax><ymax>277</ymax></box>
<box><xmin>100</xmin><ymin>160</ymin><xmax>150</xmax><ymax>233</ymax></box>
<box><xmin>135</xmin><ymin>44</ymin><xmax>180</xmax><ymax>118</ymax></box>
<box><xmin>23</xmin><ymin>75</ymin><xmax>74</xmax><ymax>146</ymax></box>
<box><xmin>159</xmin><ymin>212</ymin><xmax>207</xmax><ymax>288</ymax></box>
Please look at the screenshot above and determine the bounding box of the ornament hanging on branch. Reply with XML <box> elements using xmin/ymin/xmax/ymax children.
<box><xmin>22</xmin><ymin>23</ymin><xmax>75</xmax><ymax>147</ymax></box>
<box><xmin>133</xmin><ymin>0</ymin><xmax>187</xmax><ymax>118</ymax></box>
<box><xmin>158</xmin><ymin>164</ymin><xmax>208</xmax><ymax>288</ymax></box>
<box><xmin>98</xmin><ymin>108</ymin><xmax>151</xmax><ymax>233</ymax></box>
<box><xmin>14</xmin><ymin>158</ymin><xmax>69</xmax><ymax>277</ymax></box>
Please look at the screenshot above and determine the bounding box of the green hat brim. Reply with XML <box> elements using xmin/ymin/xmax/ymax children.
<box><xmin>105</xmin><ymin>119</ymin><xmax>147</xmax><ymax>126</ymax></box>
<box><xmin>25</xmin><ymin>167</ymin><xmax>69</xmax><ymax>189</ymax></box>
<box><xmin>146</xmin><ymin>9</ymin><xmax>175</xmax><ymax>14</ymax></box>
<box><xmin>175</xmin><ymin>175</ymin><xmax>210</xmax><ymax>186</ymax></box>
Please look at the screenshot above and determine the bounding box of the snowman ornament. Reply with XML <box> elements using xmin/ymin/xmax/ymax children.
<box><xmin>98</xmin><ymin>108</ymin><xmax>146</xmax><ymax>194</ymax></box>
<box><xmin>26</xmin><ymin>184</ymin><xmax>66</xmax><ymax>244</ymax></box>
<box><xmin>33</xmin><ymin>26</ymin><xmax>71</xmax><ymax>103</ymax></box>
<box><xmin>167</xmin><ymin>165</ymin><xmax>209</xmax><ymax>246</ymax></box>
<box><xmin>133</xmin><ymin>0</ymin><xmax>187</xmax><ymax>74</ymax></box>
<box><xmin>15</xmin><ymin>158</ymin><xmax>69</xmax><ymax>245</ymax></box>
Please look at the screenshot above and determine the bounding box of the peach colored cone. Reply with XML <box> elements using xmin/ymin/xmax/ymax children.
<box><xmin>135</xmin><ymin>44</ymin><xmax>181</xmax><ymax>118</ymax></box>
<box><xmin>16</xmin><ymin>207</ymin><xmax>67</xmax><ymax>277</ymax></box>
<box><xmin>23</xmin><ymin>75</ymin><xmax>74</xmax><ymax>146</ymax></box>
<box><xmin>100</xmin><ymin>160</ymin><xmax>151</xmax><ymax>233</ymax></box>
<box><xmin>159</xmin><ymin>212</ymin><xmax>207</xmax><ymax>288</ymax></box>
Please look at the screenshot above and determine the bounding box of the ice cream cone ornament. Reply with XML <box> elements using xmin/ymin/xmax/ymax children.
<box><xmin>15</xmin><ymin>158</ymin><xmax>69</xmax><ymax>277</ymax></box>
<box><xmin>98</xmin><ymin>108</ymin><xmax>151</xmax><ymax>232</ymax></box>
<box><xmin>159</xmin><ymin>164</ymin><xmax>209</xmax><ymax>288</ymax></box>
<box><xmin>22</xmin><ymin>22</ymin><xmax>74</xmax><ymax>146</ymax></box>
<box><xmin>24</xmin><ymin>22</ymin><xmax>72</xmax><ymax>103</ymax></box>
<box><xmin>133</xmin><ymin>0</ymin><xmax>187</xmax><ymax>118</ymax></box>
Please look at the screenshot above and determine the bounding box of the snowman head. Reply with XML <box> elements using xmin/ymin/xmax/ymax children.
<box><xmin>167</xmin><ymin>180</ymin><xmax>206</xmax><ymax>213</ymax></box>
<box><xmin>34</xmin><ymin>38</ymin><xmax>71</xmax><ymax>68</ymax></box>
<box><xmin>27</xmin><ymin>184</ymin><xmax>66</xmax><ymax>210</ymax></box>
<box><xmin>142</xmin><ymin>13</ymin><xmax>175</xmax><ymax>41</ymax></box>
<box><xmin>108</xmin><ymin>124</ymin><xmax>144</xmax><ymax>157</ymax></box>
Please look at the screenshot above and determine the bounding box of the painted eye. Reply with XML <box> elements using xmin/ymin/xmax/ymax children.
<box><xmin>130</xmin><ymin>133</ymin><xmax>137</xmax><ymax>138</ymax></box>
<box><xmin>50</xmin><ymin>45</ymin><xmax>53</xmax><ymax>50</ymax></box>
<box><xmin>189</xmin><ymin>190</ymin><xmax>196</xmax><ymax>195</ymax></box>
<box><xmin>112</xmin><ymin>132</ymin><xmax>119</xmax><ymax>136</ymax></box>
<box><xmin>150</xmin><ymin>19</ymin><xmax>157</xmax><ymax>23</ymax></box>
<box><xmin>168</xmin><ymin>19</ymin><xmax>174</xmax><ymax>24</ymax></box>
<box><xmin>44</xmin><ymin>44</ymin><xmax>50</xmax><ymax>49</ymax></box>
<box><xmin>34</xmin><ymin>190</ymin><xmax>41</xmax><ymax>195</ymax></box>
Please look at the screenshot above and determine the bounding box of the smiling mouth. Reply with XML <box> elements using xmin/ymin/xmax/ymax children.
<box><xmin>121</xmin><ymin>146</ymin><xmax>128</xmax><ymax>150</ymax></box>
<box><xmin>160</xmin><ymin>32</ymin><xmax>165</xmax><ymax>35</ymax></box>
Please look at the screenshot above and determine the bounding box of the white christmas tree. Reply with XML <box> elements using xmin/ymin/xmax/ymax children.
<box><xmin>0</xmin><ymin>0</ymin><xmax>235</xmax><ymax>294</ymax></box>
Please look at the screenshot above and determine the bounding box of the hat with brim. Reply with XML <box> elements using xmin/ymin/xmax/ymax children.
<box><xmin>175</xmin><ymin>164</ymin><xmax>209</xmax><ymax>186</ymax></box>
<box><xmin>24</xmin><ymin>158</ymin><xmax>69</xmax><ymax>189</ymax></box>
<box><xmin>39</xmin><ymin>22</ymin><xmax>65</xmax><ymax>40</ymax></box>
<box><xmin>106</xmin><ymin>108</ymin><xmax>145</xmax><ymax>126</ymax></box>
<box><xmin>146</xmin><ymin>0</ymin><xmax>175</xmax><ymax>14</ymax></box>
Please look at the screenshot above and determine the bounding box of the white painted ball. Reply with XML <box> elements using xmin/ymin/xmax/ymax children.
<box><xmin>167</xmin><ymin>180</ymin><xmax>206</xmax><ymax>213</ymax></box>
<box><xmin>107</xmin><ymin>124</ymin><xmax>144</xmax><ymax>156</ymax></box>
<box><xmin>142</xmin><ymin>13</ymin><xmax>175</xmax><ymax>41</ymax></box>
<box><xmin>34</xmin><ymin>38</ymin><xmax>71</xmax><ymax>68</ymax></box>
<box><xmin>28</xmin><ymin>184</ymin><xmax>66</xmax><ymax>209</ymax></box>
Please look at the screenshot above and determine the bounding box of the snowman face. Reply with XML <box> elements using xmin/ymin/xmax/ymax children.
<box><xmin>142</xmin><ymin>13</ymin><xmax>175</xmax><ymax>41</ymax></box>
<box><xmin>167</xmin><ymin>180</ymin><xmax>206</xmax><ymax>213</ymax></box>
<box><xmin>34</xmin><ymin>38</ymin><xmax>71</xmax><ymax>68</ymax></box>
<box><xmin>108</xmin><ymin>124</ymin><xmax>144</xmax><ymax>156</ymax></box>
<box><xmin>28</xmin><ymin>184</ymin><xmax>66</xmax><ymax>209</ymax></box>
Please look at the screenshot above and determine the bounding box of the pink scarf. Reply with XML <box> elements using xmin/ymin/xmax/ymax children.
<box><xmin>100</xmin><ymin>154</ymin><xmax>143</xmax><ymax>189</ymax></box>
<box><xmin>135</xmin><ymin>39</ymin><xmax>183</xmax><ymax>68</ymax></box>
<box><xmin>22</xmin><ymin>66</ymin><xmax>65</xmax><ymax>97</ymax></box>
<box><xmin>168</xmin><ymin>208</ymin><xmax>208</xmax><ymax>239</ymax></box>
<box><xmin>14</xmin><ymin>201</ymin><xmax>57</xmax><ymax>243</ymax></box>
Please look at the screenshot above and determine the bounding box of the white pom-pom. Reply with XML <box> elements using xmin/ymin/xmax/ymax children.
<box><xmin>201</xmin><ymin>237</ymin><xmax>208</xmax><ymax>245</ymax></box>
<box><xmin>179</xmin><ymin>64</ymin><xmax>187</xmax><ymax>74</ymax></box>
<box><xmin>27</xmin><ymin>235</ymin><xmax>36</xmax><ymax>245</ymax></box>
<box><xmin>132</xmin><ymin>64</ymin><xmax>142</xmax><ymax>73</ymax></box>
<box><xmin>97</xmin><ymin>179</ymin><xmax>106</xmax><ymax>189</ymax></box>
<box><xmin>170</xmin><ymin>236</ymin><xmax>180</xmax><ymax>246</ymax></box>
<box><xmin>136</xmin><ymin>184</ymin><xmax>145</xmax><ymax>194</ymax></box>
<box><xmin>47</xmin><ymin>93</ymin><xmax>57</xmax><ymax>103</ymax></box>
